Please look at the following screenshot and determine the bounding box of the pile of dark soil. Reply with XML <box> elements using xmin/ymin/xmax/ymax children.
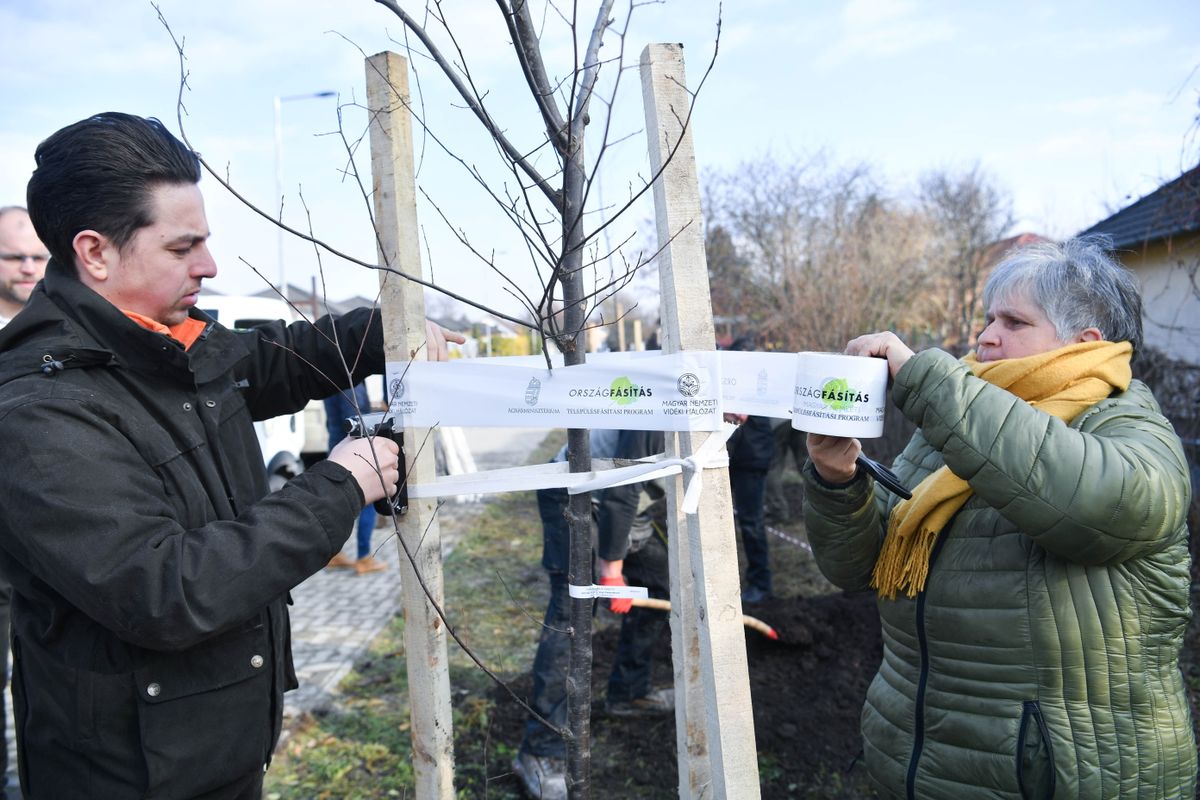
<box><xmin>460</xmin><ymin>590</ymin><xmax>882</xmax><ymax>798</ymax></box>
<box><xmin>743</xmin><ymin>591</ymin><xmax>881</xmax><ymax>795</ymax></box>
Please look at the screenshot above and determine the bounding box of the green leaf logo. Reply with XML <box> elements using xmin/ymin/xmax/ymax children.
<box><xmin>821</xmin><ymin>377</ymin><xmax>854</xmax><ymax>411</ymax></box>
<box><xmin>611</xmin><ymin>376</ymin><xmax>639</xmax><ymax>406</ymax></box>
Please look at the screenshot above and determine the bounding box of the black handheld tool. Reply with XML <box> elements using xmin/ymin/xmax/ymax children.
<box><xmin>343</xmin><ymin>412</ymin><xmax>408</xmax><ymax>516</ymax></box>
<box><xmin>856</xmin><ymin>453</ymin><xmax>912</xmax><ymax>500</ymax></box>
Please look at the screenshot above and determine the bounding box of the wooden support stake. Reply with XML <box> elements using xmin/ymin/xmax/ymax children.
<box><xmin>365</xmin><ymin>50</ymin><xmax>455</xmax><ymax>798</ymax></box>
<box><xmin>641</xmin><ymin>43</ymin><xmax>762</xmax><ymax>799</ymax></box>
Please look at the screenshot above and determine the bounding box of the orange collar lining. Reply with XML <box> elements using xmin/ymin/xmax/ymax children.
<box><xmin>122</xmin><ymin>311</ymin><xmax>208</xmax><ymax>350</ymax></box>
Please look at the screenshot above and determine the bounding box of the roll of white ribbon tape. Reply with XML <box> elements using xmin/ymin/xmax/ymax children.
<box><xmin>791</xmin><ymin>352</ymin><xmax>888</xmax><ymax>438</ymax></box>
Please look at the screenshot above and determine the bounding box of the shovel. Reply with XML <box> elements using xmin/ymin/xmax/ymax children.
<box><xmin>630</xmin><ymin>597</ymin><xmax>779</xmax><ymax>640</ymax></box>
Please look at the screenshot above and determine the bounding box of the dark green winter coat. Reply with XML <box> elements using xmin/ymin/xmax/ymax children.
<box><xmin>0</xmin><ymin>260</ymin><xmax>383</xmax><ymax>798</ymax></box>
<box><xmin>803</xmin><ymin>348</ymin><xmax>1196</xmax><ymax>800</ymax></box>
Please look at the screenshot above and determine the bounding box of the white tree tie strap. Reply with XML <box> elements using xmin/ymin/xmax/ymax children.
<box><xmin>566</xmin><ymin>422</ymin><xmax>735</xmax><ymax>514</ymax></box>
<box><xmin>407</xmin><ymin>423</ymin><xmax>735</xmax><ymax>512</ymax></box>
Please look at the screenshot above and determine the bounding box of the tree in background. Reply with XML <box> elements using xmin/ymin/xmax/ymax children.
<box><xmin>704</xmin><ymin>223</ymin><xmax>756</xmax><ymax>337</ymax></box>
<box><xmin>705</xmin><ymin>154</ymin><xmax>946</xmax><ymax>353</ymax></box>
<box><xmin>918</xmin><ymin>164</ymin><xmax>1015</xmax><ymax>354</ymax></box>
<box><xmin>704</xmin><ymin>154</ymin><xmax>1015</xmax><ymax>356</ymax></box>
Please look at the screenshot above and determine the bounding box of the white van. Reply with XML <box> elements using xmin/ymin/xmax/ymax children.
<box><xmin>196</xmin><ymin>294</ymin><xmax>327</xmax><ymax>490</ymax></box>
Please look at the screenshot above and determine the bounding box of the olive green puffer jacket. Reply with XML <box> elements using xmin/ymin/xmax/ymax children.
<box><xmin>803</xmin><ymin>348</ymin><xmax>1196</xmax><ymax>800</ymax></box>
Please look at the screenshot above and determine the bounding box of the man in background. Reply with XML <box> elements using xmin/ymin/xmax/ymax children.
<box><xmin>0</xmin><ymin>204</ymin><xmax>48</xmax><ymax>799</ymax></box>
<box><xmin>0</xmin><ymin>206</ymin><xmax>47</xmax><ymax>325</ymax></box>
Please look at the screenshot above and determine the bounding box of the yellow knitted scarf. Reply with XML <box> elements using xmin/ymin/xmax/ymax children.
<box><xmin>870</xmin><ymin>340</ymin><xmax>1133</xmax><ymax>600</ymax></box>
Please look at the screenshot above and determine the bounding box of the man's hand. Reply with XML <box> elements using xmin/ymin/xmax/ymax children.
<box><xmin>425</xmin><ymin>320</ymin><xmax>466</xmax><ymax>363</ymax></box>
<box><xmin>844</xmin><ymin>331</ymin><xmax>914</xmax><ymax>379</ymax></box>
<box><xmin>328</xmin><ymin>435</ymin><xmax>401</xmax><ymax>505</ymax></box>
<box><xmin>597</xmin><ymin>558</ymin><xmax>631</xmax><ymax>614</ymax></box>
<box><xmin>806</xmin><ymin>432</ymin><xmax>861</xmax><ymax>485</ymax></box>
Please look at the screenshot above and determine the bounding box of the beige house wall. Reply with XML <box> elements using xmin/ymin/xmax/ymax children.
<box><xmin>1117</xmin><ymin>235</ymin><xmax>1200</xmax><ymax>365</ymax></box>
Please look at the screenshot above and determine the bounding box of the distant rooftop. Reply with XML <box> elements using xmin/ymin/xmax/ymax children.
<box><xmin>984</xmin><ymin>232</ymin><xmax>1049</xmax><ymax>262</ymax></box>
<box><xmin>201</xmin><ymin>283</ymin><xmax>517</xmax><ymax>335</ymax></box>
<box><xmin>1079</xmin><ymin>165</ymin><xmax>1200</xmax><ymax>250</ymax></box>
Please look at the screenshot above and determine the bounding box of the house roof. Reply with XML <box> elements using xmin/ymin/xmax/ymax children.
<box><xmin>1078</xmin><ymin>165</ymin><xmax>1200</xmax><ymax>249</ymax></box>
<box><xmin>249</xmin><ymin>285</ymin><xmax>471</xmax><ymax>332</ymax></box>
<box><xmin>252</xmin><ymin>284</ymin><xmax>359</xmax><ymax>316</ymax></box>
<box><xmin>983</xmin><ymin>232</ymin><xmax>1049</xmax><ymax>263</ymax></box>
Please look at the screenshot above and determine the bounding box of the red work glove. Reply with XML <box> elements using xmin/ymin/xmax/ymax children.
<box><xmin>599</xmin><ymin>575</ymin><xmax>632</xmax><ymax>614</ymax></box>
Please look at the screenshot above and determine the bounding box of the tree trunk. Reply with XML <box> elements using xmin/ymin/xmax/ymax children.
<box><xmin>562</xmin><ymin>109</ymin><xmax>593</xmax><ymax>800</ymax></box>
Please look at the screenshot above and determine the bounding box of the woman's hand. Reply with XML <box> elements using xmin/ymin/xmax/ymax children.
<box><xmin>845</xmin><ymin>331</ymin><xmax>914</xmax><ymax>379</ymax></box>
<box><xmin>807</xmin><ymin>433</ymin><xmax>861</xmax><ymax>484</ymax></box>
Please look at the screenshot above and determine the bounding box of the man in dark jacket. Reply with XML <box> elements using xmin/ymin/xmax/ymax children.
<box><xmin>0</xmin><ymin>113</ymin><xmax>456</xmax><ymax>799</ymax></box>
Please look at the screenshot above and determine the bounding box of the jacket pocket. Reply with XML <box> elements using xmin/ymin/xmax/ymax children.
<box><xmin>134</xmin><ymin>618</ymin><xmax>274</xmax><ymax>797</ymax></box>
<box><xmin>1016</xmin><ymin>700</ymin><xmax>1056</xmax><ymax>800</ymax></box>
<box><xmin>12</xmin><ymin>634</ymin><xmax>145</xmax><ymax>798</ymax></box>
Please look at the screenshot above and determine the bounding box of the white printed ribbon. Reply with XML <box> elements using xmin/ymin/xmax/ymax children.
<box><xmin>385</xmin><ymin>351</ymin><xmax>724</xmax><ymax>431</ymax></box>
<box><xmin>569</xmin><ymin>583</ymin><xmax>649</xmax><ymax>600</ymax></box>
<box><xmin>436</xmin><ymin>349</ymin><xmax>799</xmax><ymax>422</ymax></box>
<box><xmin>393</xmin><ymin>350</ymin><xmax>785</xmax><ymax>502</ymax></box>
<box><xmin>566</xmin><ymin>422</ymin><xmax>736</xmax><ymax>514</ymax></box>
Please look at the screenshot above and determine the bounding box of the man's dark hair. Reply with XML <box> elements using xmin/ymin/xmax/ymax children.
<box><xmin>26</xmin><ymin>113</ymin><xmax>201</xmax><ymax>271</ymax></box>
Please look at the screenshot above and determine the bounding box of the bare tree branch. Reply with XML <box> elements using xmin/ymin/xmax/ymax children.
<box><xmin>500</xmin><ymin>0</ymin><xmax>571</xmax><ymax>154</ymax></box>
<box><xmin>372</xmin><ymin>0</ymin><xmax>564</xmax><ymax>210</ymax></box>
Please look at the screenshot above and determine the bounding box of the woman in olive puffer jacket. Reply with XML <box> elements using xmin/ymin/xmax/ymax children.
<box><xmin>803</xmin><ymin>237</ymin><xmax>1196</xmax><ymax>800</ymax></box>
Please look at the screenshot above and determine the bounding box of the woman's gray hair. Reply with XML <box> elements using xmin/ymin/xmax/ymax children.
<box><xmin>983</xmin><ymin>235</ymin><xmax>1144</xmax><ymax>357</ymax></box>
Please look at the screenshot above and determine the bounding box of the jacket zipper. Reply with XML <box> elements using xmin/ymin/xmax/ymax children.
<box><xmin>902</xmin><ymin>395</ymin><xmax>1107</xmax><ymax>795</ymax></box>
<box><xmin>905</xmin><ymin>518</ymin><xmax>954</xmax><ymax>800</ymax></box>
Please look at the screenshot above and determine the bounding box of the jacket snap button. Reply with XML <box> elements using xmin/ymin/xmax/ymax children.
<box><xmin>182</xmin><ymin>402</ymin><xmax>192</xmax><ymax>411</ymax></box>
<box><xmin>205</xmin><ymin>400</ymin><xmax>216</xmax><ymax>408</ymax></box>
<box><xmin>251</xmin><ymin>654</ymin><xmax>264</xmax><ymax>668</ymax></box>
<box><xmin>146</xmin><ymin>682</ymin><xmax>161</xmax><ymax>698</ymax></box>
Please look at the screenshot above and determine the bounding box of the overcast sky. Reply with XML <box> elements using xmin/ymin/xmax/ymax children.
<box><xmin>1</xmin><ymin>0</ymin><xmax>1196</xmax><ymax>321</ymax></box>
